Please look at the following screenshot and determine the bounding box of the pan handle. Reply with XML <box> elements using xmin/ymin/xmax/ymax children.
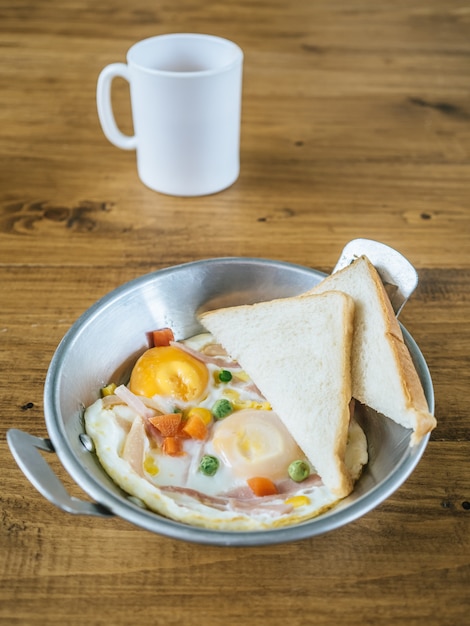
<box><xmin>7</xmin><ymin>429</ymin><xmax>114</xmax><ymax>518</ymax></box>
<box><xmin>332</xmin><ymin>238</ymin><xmax>418</xmax><ymax>316</ymax></box>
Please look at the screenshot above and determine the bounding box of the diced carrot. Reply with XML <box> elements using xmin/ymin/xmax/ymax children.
<box><xmin>181</xmin><ymin>413</ymin><xmax>208</xmax><ymax>440</ymax></box>
<box><xmin>149</xmin><ymin>413</ymin><xmax>182</xmax><ymax>437</ymax></box>
<box><xmin>162</xmin><ymin>436</ymin><xmax>184</xmax><ymax>456</ymax></box>
<box><xmin>247</xmin><ymin>476</ymin><xmax>278</xmax><ymax>497</ymax></box>
<box><xmin>151</xmin><ymin>327</ymin><xmax>175</xmax><ymax>347</ymax></box>
<box><xmin>185</xmin><ymin>406</ymin><xmax>212</xmax><ymax>426</ymax></box>
<box><xmin>176</xmin><ymin>421</ymin><xmax>191</xmax><ymax>439</ymax></box>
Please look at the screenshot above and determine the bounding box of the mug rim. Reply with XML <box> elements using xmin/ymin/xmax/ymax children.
<box><xmin>126</xmin><ymin>32</ymin><xmax>244</xmax><ymax>77</ymax></box>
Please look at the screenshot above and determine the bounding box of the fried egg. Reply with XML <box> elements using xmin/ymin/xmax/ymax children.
<box><xmin>84</xmin><ymin>332</ymin><xmax>368</xmax><ymax>531</ymax></box>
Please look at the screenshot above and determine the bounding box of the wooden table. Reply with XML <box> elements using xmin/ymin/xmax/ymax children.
<box><xmin>1</xmin><ymin>1</ymin><xmax>469</xmax><ymax>624</ymax></box>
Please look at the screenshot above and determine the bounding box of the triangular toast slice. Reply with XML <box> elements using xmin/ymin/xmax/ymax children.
<box><xmin>306</xmin><ymin>255</ymin><xmax>436</xmax><ymax>444</ymax></box>
<box><xmin>199</xmin><ymin>291</ymin><xmax>355</xmax><ymax>497</ymax></box>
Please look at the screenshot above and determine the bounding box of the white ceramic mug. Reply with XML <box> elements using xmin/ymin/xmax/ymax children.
<box><xmin>96</xmin><ymin>33</ymin><xmax>243</xmax><ymax>196</ymax></box>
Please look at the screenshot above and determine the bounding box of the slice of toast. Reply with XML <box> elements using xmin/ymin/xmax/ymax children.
<box><xmin>199</xmin><ymin>291</ymin><xmax>355</xmax><ymax>497</ymax></box>
<box><xmin>306</xmin><ymin>255</ymin><xmax>436</xmax><ymax>444</ymax></box>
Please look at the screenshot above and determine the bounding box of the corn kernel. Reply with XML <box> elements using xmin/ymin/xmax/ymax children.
<box><xmin>221</xmin><ymin>389</ymin><xmax>271</xmax><ymax>411</ymax></box>
<box><xmin>285</xmin><ymin>495</ymin><xmax>310</xmax><ymax>508</ymax></box>
<box><xmin>143</xmin><ymin>454</ymin><xmax>159</xmax><ymax>476</ymax></box>
<box><xmin>186</xmin><ymin>406</ymin><xmax>212</xmax><ymax>426</ymax></box>
<box><xmin>234</xmin><ymin>399</ymin><xmax>272</xmax><ymax>411</ymax></box>
<box><xmin>101</xmin><ymin>383</ymin><xmax>117</xmax><ymax>397</ymax></box>
<box><xmin>234</xmin><ymin>371</ymin><xmax>250</xmax><ymax>382</ymax></box>
<box><xmin>222</xmin><ymin>389</ymin><xmax>240</xmax><ymax>402</ymax></box>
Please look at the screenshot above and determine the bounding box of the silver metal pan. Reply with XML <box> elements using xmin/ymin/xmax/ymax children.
<box><xmin>7</xmin><ymin>245</ymin><xmax>433</xmax><ymax>546</ymax></box>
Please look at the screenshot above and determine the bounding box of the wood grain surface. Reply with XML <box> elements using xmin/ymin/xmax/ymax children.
<box><xmin>1</xmin><ymin>1</ymin><xmax>469</xmax><ymax>625</ymax></box>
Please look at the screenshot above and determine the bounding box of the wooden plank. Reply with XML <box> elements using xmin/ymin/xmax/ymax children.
<box><xmin>1</xmin><ymin>0</ymin><xmax>469</xmax><ymax>624</ymax></box>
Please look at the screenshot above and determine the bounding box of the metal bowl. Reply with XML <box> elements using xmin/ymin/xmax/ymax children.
<box><xmin>7</xmin><ymin>257</ymin><xmax>434</xmax><ymax>546</ymax></box>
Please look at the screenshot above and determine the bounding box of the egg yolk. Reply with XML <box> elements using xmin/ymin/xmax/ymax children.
<box><xmin>211</xmin><ymin>409</ymin><xmax>304</xmax><ymax>480</ymax></box>
<box><xmin>129</xmin><ymin>346</ymin><xmax>209</xmax><ymax>402</ymax></box>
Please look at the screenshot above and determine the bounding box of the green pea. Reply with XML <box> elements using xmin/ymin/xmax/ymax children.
<box><xmin>211</xmin><ymin>398</ymin><xmax>233</xmax><ymax>420</ymax></box>
<box><xmin>288</xmin><ymin>460</ymin><xmax>310</xmax><ymax>482</ymax></box>
<box><xmin>218</xmin><ymin>369</ymin><xmax>233</xmax><ymax>383</ymax></box>
<box><xmin>199</xmin><ymin>455</ymin><xmax>220</xmax><ymax>476</ymax></box>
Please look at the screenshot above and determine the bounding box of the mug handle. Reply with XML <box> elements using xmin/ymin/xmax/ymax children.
<box><xmin>96</xmin><ymin>63</ymin><xmax>137</xmax><ymax>150</ymax></box>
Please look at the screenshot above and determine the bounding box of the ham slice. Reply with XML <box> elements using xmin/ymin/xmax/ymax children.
<box><xmin>171</xmin><ymin>341</ymin><xmax>242</xmax><ymax>369</ymax></box>
<box><xmin>121</xmin><ymin>415</ymin><xmax>146</xmax><ymax>476</ymax></box>
<box><xmin>114</xmin><ymin>384</ymin><xmax>156</xmax><ymax>420</ymax></box>
<box><xmin>159</xmin><ymin>485</ymin><xmax>294</xmax><ymax>517</ymax></box>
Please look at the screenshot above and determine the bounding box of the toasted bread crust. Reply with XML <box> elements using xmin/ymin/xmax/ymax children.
<box><xmin>308</xmin><ymin>256</ymin><xmax>436</xmax><ymax>444</ymax></box>
<box><xmin>200</xmin><ymin>291</ymin><xmax>356</xmax><ymax>497</ymax></box>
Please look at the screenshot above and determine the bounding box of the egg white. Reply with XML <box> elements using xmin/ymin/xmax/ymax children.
<box><xmin>84</xmin><ymin>333</ymin><xmax>368</xmax><ymax>531</ymax></box>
